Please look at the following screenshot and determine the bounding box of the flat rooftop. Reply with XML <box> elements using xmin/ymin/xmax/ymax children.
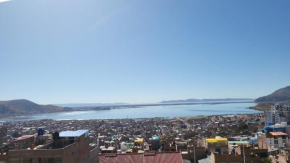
<box><xmin>228</xmin><ymin>141</ymin><xmax>249</xmax><ymax>145</ymax></box>
<box><xmin>59</xmin><ymin>130</ymin><xmax>89</xmax><ymax>137</ymax></box>
<box><xmin>13</xmin><ymin>135</ymin><xmax>34</xmax><ymax>142</ymax></box>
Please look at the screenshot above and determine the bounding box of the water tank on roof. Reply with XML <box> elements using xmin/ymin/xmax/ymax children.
<box><xmin>152</xmin><ymin>136</ymin><xmax>159</xmax><ymax>141</ymax></box>
<box><xmin>120</xmin><ymin>142</ymin><xmax>127</xmax><ymax>151</ymax></box>
<box><xmin>53</xmin><ymin>132</ymin><xmax>60</xmax><ymax>140</ymax></box>
<box><xmin>38</xmin><ymin>128</ymin><xmax>44</xmax><ymax>136</ymax></box>
<box><xmin>231</xmin><ymin>148</ymin><xmax>235</xmax><ymax>154</ymax></box>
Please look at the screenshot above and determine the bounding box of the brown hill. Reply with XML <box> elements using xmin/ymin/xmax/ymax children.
<box><xmin>255</xmin><ymin>86</ymin><xmax>290</xmax><ymax>103</ymax></box>
<box><xmin>0</xmin><ymin>99</ymin><xmax>68</xmax><ymax>115</ymax></box>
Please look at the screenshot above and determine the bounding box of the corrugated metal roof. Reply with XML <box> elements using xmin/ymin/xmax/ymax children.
<box><xmin>270</xmin><ymin>132</ymin><xmax>288</xmax><ymax>136</ymax></box>
<box><xmin>99</xmin><ymin>152</ymin><xmax>183</xmax><ymax>163</ymax></box>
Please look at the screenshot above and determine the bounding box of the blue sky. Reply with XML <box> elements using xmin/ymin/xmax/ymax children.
<box><xmin>0</xmin><ymin>0</ymin><xmax>290</xmax><ymax>104</ymax></box>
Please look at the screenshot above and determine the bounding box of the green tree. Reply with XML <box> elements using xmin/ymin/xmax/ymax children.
<box><xmin>12</xmin><ymin>131</ymin><xmax>21</xmax><ymax>138</ymax></box>
<box><xmin>261</xmin><ymin>158</ymin><xmax>271</xmax><ymax>163</ymax></box>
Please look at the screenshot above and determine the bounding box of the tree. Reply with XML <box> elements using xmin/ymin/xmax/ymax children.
<box><xmin>11</xmin><ymin>131</ymin><xmax>21</xmax><ymax>138</ymax></box>
<box><xmin>261</xmin><ymin>158</ymin><xmax>271</xmax><ymax>163</ymax></box>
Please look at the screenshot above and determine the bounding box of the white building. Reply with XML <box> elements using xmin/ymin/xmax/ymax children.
<box><xmin>266</xmin><ymin>132</ymin><xmax>288</xmax><ymax>149</ymax></box>
<box><xmin>161</xmin><ymin>126</ymin><xmax>168</xmax><ymax>135</ymax></box>
<box><xmin>265</xmin><ymin>105</ymin><xmax>290</xmax><ymax>124</ymax></box>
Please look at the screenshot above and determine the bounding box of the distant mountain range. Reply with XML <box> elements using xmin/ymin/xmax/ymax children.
<box><xmin>0</xmin><ymin>99</ymin><xmax>71</xmax><ymax>117</ymax></box>
<box><xmin>55</xmin><ymin>103</ymin><xmax>129</xmax><ymax>108</ymax></box>
<box><xmin>255</xmin><ymin>86</ymin><xmax>290</xmax><ymax>103</ymax></box>
<box><xmin>160</xmin><ymin>98</ymin><xmax>254</xmax><ymax>104</ymax></box>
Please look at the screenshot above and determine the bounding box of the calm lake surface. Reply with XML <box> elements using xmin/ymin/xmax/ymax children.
<box><xmin>0</xmin><ymin>102</ymin><xmax>261</xmax><ymax>121</ymax></box>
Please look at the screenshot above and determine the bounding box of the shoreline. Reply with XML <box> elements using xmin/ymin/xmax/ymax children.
<box><xmin>0</xmin><ymin>112</ymin><xmax>263</xmax><ymax>122</ymax></box>
<box><xmin>0</xmin><ymin>101</ymin><xmax>258</xmax><ymax>121</ymax></box>
<box><xmin>0</xmin><ymin>113</ymin><xmax>264</xmax><ymax>123</ymax></box>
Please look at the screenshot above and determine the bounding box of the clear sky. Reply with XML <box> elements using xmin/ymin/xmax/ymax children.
<box><xmin>0</xmin><ymin>0</ymin><xmax>290</xmax><ymax>104</ymax></box>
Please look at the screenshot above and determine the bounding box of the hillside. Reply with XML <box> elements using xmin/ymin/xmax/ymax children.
<box><xmin>250</xmin><ymin>86</ymin><xmax>290</xmax><ymax>111</ymax></box>
<box><xmin>255</xmin><ymin>86</ymin><xmax>290</xmax><ymax>103</ymax></box>
<box><xmin>0</xmin><ymin>99</ymin><xmax>70</xmax><ymax>117</ymax></box>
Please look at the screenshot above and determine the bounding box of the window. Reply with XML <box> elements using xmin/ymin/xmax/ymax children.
<box><xmin>9</xmin><ymin>158</ymin><xmax>32</xmax><ymax>163</ymax></box>
<box><xmin>274</xmin><ymin>140</ymin><xmax>278</xmax><ymax>144</ymax></box>
<box><xmin>39</xmin><ymin>158</ymin><xmax>62</xmax><ymax>163</ymax></box>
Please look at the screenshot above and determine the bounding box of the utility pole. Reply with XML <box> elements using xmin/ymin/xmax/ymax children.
<box><xmin>194</xmin><ymin>146</ymin><xmax>196</xmax><ymax>163</ymax></box>
<box><xmin>243</xmin><ymin>144</ymin><xmax>246</xmax><ymax>163</ymax></box>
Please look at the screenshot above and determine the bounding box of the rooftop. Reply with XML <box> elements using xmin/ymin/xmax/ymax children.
<box><xmin>270</xmin><ymin>132</ymin><xmax>288</xmax><ymax>136</ymax></box>
<box><xmin>13</xmin><ymin>135</ymin><xmax>34</xmax><ymax>142</ymax></box>
<box><xmin>228</xmin><ymin>141</ymin><xmax>249</xmax><ymax>145</ymax></box>
<box><xmin>59</xmin><ymin>130</ymin><xmax>89</xmax><ymax>137</ymax></box>
<box><xmin>206</xmin><ymin>136</ymin><xmax>228</xmax><ymax>143</ymax></box>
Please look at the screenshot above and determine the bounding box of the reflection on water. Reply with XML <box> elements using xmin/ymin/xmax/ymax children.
<box><xmin>0</xmin><ymin>103</ymin><xmax>261</xmax><ymax>121</ymax></box>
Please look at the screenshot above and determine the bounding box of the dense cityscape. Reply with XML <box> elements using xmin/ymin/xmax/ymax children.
<box><xmin>0</xmin><ymin>104</ymin><xmax>289</xmax><ymax>163</ymax></box>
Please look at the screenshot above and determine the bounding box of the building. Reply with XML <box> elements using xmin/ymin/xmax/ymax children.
<box><xmin>161</xmin><ymin>126</ymin><xmax>168</xmax><ymax>135</ymax></box>
<box><xmin>266</xmin><ymin>132</ymin><xmax>288</xmax><ymax>149</ymax></box>
<box><xmin>0</xmin><ymin>130</ymin><xmax>97</xmax><ymax>163</ymax></box>
<box><xmin>210</xmin><ymin>147</ymin><xmax>268</xmax><ymax>163</ymax></box>
<box><xmin>11</xmin><ymin>135</ymin><xmax>35</xmax><ymax>149</ymax></box>
<box><xmin>263</xmin><ymin>122</ymin><xmax>288</xmax><ymax>133</ymax></box>
<box><xmin>265</xmin><ymin>107</ymin><xmax>281</xmax><ymax>125</ymax></box>
<box><xmin>265</xmin><ymin>105</ymin><xmax>290</xmax><ymax>125</ymax></box>
<box><xmin>258</xmin><ymin>131</ymin><xmax>289</xmax><ymax>150</ymax></box>
<box><xmin>205</xmin><ymin>136</ymin><xmax>228</xmax><ymax>155</ymax></box>
<box><xmin>181</xmin><ymin>146</ymin><xmax>206</xmax><ymax>163</ymax></box>
<box><xmin>99</xmin><ymin>152</ymin><xmax>184</xmax><ymax>163</ymax></box>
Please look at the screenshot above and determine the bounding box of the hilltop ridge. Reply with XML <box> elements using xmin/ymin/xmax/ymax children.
<box><xmin>250</xmin><ymin>86</ymin><xmax>290</xmax><ymax>111</ymax></box>
<box><xmin>255</xmin><ymin>86</ymin><xmax>290</xmax><ymax>103</ymax></box>
<box><xmin>0</xmin><ymin>99</ymin><xmax>70</xmax><ymax>117</ymax></box>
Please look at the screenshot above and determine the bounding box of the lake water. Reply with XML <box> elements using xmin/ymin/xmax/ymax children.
<box><xmin>0</xmin><ymin>102</ymin><xmax>262</xmax><ymax>121</ymax></box>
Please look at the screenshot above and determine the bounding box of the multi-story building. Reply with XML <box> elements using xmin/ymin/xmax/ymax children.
<box><xmin>265</xmin><ymin>105</ymin><xmax>290</xmax><ymax>125</ymax></box>
<box><xmin>210</xmin><ymin>147</ymin><xmax>268</xmax><ymax>163</ymax></box>
<box><xmin>0</xmin><ymin>130</ymin><xmax>98</xmax><ymax>163</ymax></box>
<box><xmin>205</xmin><ymin>136</ymin><xmax>228</xmax><ymax>155</ymax></box>
<box><xmin>258</xmin><ymin>132</ymin><xmax>288</xmax><ymax>149</ymax></box>
<box><xmin>265</xmin><ymin>107</ymin><xmax>280</xmax><ymax>125</ymax></box>
<box><xmin>11</xmin><ymin>135</ymin><xmax>35</xmax><ymax>150</ymax></box>
<box><xmin>266</xmin><ymin>132</ymin><xmax>288</xmax><ymax>149</ymax></box>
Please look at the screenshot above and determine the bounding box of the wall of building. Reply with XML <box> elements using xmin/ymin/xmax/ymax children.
<box><xmin>7</xmin><ymin>134</ymin><xmax>91</xmax><ymax>163</ymax></box>
<box><xmin>266</xmin><ymin>137</ymin><xmax>288</xmax><ymax>148</ymax></box>
<box><xmin>89</xmin><ymin>146</ymin><xmax>99</xmax><ymax>163</ymax></box>
<box><xmin>186</xmin><ymin>146</ymin><xmax>206</xmax><ymax>163</ymax></box>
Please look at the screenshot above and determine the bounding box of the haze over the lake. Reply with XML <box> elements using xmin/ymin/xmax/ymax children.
<box><xmin>0</xmin><ymin>102</ymin><xmax>261</xmax><ymax>121</ymax></box>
